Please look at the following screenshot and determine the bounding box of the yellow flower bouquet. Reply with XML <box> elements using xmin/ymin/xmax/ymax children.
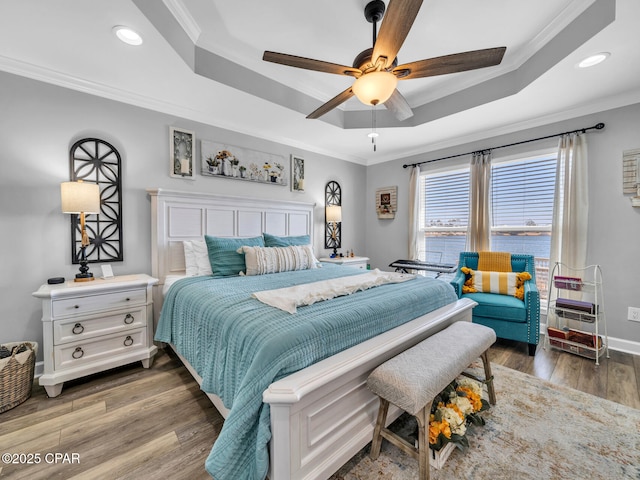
<box><xmin>428</xmin><ymin>376</ymin><xmax>489</xmax><ymax>452</ymax></box>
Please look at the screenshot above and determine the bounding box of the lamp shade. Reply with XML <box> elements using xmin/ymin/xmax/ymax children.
<box><xmin>352</xmin><ymin>71</ymin><xmax>398</xmax><ymax>106</ymax></box>
<box><xmin>60</xmin><ymin>181</ymin><xmax>101</xmax><ymax>214</ymax></box>
<box><xmin>326</xmin><ymin>205</ymin><xmax>342</xmax><ymax>223</ymax></box>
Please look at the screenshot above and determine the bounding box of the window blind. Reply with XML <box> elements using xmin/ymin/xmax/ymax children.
<box><xmin>491</xmin><ymin>155</ymin><xmax>556</xmax><ymax>230</ymax></box>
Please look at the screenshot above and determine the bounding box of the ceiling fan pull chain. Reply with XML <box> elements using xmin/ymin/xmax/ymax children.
<box><xmin>369</xmin><ymin>105</ymin><xmax>378</xmax><ymax>152</ymax></box>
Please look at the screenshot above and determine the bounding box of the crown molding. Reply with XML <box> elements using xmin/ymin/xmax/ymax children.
<box><xmin>0</xmin><ymin>53</ymin><xmax>367</xmax><ymax>165</ymax></box>
<box><xmin>162</xmin><ymin>0</ymin><xmax>201</xmax><ymax>44</ymax></box>
<box><xmin>366</xmin><ymin>89</ymin><xmax>640</xmax><ymax>166</ymax></box>
<box><xmin>4</xmin><ymin>50</ymin><xmax>635</xmax><ymax>168</ymax></box>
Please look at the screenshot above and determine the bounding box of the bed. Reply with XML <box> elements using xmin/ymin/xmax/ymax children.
<box><xmin>147</xmin><ymin>188</ymin><xmax>476</xmax><ymax>480</ymax></box>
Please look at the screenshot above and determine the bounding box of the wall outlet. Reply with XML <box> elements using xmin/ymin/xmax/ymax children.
<box><xmin>629</xmin><ymin>307</ymin><xmax>640</xmax><ymax>322</ymax></box>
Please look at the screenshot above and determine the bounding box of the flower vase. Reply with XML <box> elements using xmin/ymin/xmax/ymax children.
<box><xmin>429</xmin><ymin>442</ymin><xmax>456</xmax><ymax>470</ymax></box>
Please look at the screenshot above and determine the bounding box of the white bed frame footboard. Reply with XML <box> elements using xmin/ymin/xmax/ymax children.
<box><xmin>147</xmin><ymin>188</ymin><xmax>475</xmax><ymax>480</ymax></box>
<box><xmin>265</xmin><ymin>298</ymin><xmax>474</xmax><ymax>480</ymax></box>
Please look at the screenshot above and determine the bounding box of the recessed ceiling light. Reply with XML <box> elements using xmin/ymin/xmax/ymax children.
<box><xmin>577</xmin><ymin>52</ymin><xmax>610</xmax><ymax>68</ymax></box>
<box><xmin>113</xmin><ymin>26</ymin><xmax>143</xmax><ymax>46</ymax></box>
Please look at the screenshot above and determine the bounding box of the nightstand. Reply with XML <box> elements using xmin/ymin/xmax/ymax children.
<box><xmin>319</xmin><ymin>256</ymin><xmax>370</xmax><ymax>269</ymax></box>
<box><xmin>33</xmin><ymin>274</ymin><xmax>158</xmax><ymax>397</ymax></box>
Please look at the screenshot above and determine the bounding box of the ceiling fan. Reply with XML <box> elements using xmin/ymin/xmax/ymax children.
<box><xmin>263</xmin><ymin>0</ymin><xmax>506</xmax><ymax>121</ymax></box>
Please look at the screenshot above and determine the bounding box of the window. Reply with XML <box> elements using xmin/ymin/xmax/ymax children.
<box><xmin>419</xmin><ymin>153</ymin><xmax>556</xmax><ymax>300</ymax></box>
<box><xmin>420</xmin><ymin>168</ymin><xmax>469</xmax><ymax>267</ymax></box>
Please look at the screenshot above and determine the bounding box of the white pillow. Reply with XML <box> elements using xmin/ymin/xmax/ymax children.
<box><xmin>239</xmin><ymin>245</ymin><xmax>318</xmax><ymax>276</ymax></box>
<box><xmin>183</xmin><ymin>240</ymin><xmax>213</xmax><ymax>276</ymax></box>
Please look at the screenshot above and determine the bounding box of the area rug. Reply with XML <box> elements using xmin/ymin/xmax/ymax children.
<box><xmin>330</xmin><ymin>364</ymin><xmax>640</xmax><ymax>480</ymax></box>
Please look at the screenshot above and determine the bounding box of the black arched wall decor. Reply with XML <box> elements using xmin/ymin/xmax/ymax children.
<box><xmin>69</xmin><ymin>138</ymin><xmax>123</xmax><ymax>264</ymax></box>
<box><xmin>324</xmin><ymin>180</ymin><xmax>342</xmax><ymax>251</ymax></box>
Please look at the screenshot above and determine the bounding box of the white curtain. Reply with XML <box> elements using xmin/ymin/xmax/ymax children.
<box><xmin>408</xmin><ymin>165</ymin><xmax>421</xmax><ymax>259</ymax></box>
<box><xmin>466</xmin><ymin>150</ymin><xmax>492</xmax><ymax>252</ymax></box>
<box><xmin>549</xmin><ymin>133</ymin><xmax>588</xmax><ymax>269</ymax></box>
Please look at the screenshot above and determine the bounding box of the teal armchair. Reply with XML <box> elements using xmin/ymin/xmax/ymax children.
<box><xmin>450</xmin><ymin>252</ymin><xmax>540</xmax><ymax>356</ymax></box>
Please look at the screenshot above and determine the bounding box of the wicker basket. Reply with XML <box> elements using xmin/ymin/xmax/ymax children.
<box><xmin>0</xmin><ymin>341</ymin><xmax>37</xmax><ymax>413</ymax></box>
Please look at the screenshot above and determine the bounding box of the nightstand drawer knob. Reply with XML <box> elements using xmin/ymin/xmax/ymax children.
<box><xmin>74</xmin><ymin>305</ymin><xmax>80</xmax><ymax>309</ymax></box>
<box><xmin>72</xmin><ymin>323</ymin><xmax>85</xmax><ymax>335</ymax></box>
<box><xmin>72</xmin><ymin>347</ymin><xmax>84</xmax><ymax>359</ymax></box>
<box><xmin>126</xmin><ymin>297</ymin><xmax>130</xmax><ymax>301</ymax></box>
<box><xmin>124</xmin><ymin>314</ymin><xmax>134</xmax><ymax>324</ymax></box>
<box><xmin>124</xmin><ymin>336</ymin><xmax>134</xmax><ymax>347</ymax></box>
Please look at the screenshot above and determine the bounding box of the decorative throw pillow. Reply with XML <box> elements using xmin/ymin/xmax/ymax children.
<box><xmin>263</xmin><ymin>233</ymin><xmax>311</xmax><ymax>247</ymax></box>
<box><xmin>239</xmin><ymin>245</ymin><xmax>318</xmax><ymax>276</ymax></box>
<box><xmin>183</xmin><ymin>240</ymin><xmax>213</xmax><ymax>276</ymax></box>
<box><xmin>476</xmin><ymin>251</ymin><xmax>512</xmax><ymax>272</ymax></box>
<box><xmin>205</xmin><ymin>235</ymin><xmax>265</xmax><ymax>277</ymax></box>
<box><xmin>461</xmin><ymin>267</ymin><xmax>532</xmax><ymax>300</ymax></box>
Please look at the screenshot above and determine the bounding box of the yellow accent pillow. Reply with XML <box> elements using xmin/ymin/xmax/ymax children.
<box><xmin>461</xmin><ymin>267</ymin><xmax>531</xmax><ymax>300</ymax></box>
<box><xmin>477</xmin><ymin>251</ymin><xmax>512</xmax><ymax>272</ymax></box>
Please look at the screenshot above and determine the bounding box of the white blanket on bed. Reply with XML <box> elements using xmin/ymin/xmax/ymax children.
<box><xmin>252</xmin><ymin>268</ymin><xmax>416</xmax><ymax>313</ymax></box>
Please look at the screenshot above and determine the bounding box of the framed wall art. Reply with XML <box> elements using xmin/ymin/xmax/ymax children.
<box><xmin>291</xmin><ymin>155</ymin><xmax>305</xmax><ymax>192</ymax></box>
<box><xmin>169</xmin><ymin>127</ymin><xmax>195</xmax><ymax>179</ymax></box>
<box><xmin>375</xmin><ymin>185</ymin><xmax>397</xmax><ymax>219</ymax></box>
<box><xmin>201</xmin><ymin>140</ymin><xmax>287</xmax><ymax>186</ymax></box>
<box><xmin>69</xmin><ymin>137</ymin><xmax>123</xmax><ymax>264</ymax></box>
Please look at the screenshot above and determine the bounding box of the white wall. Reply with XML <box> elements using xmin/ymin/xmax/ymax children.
<box><xmin>0</xmin><ymin>71</ymin><xmax>366</xmax><ymax>360</ymax></box>
<box><xmin>366</xmin><ymin>103</ymin><xmax>640</xmax><ymax>348</ymax></box>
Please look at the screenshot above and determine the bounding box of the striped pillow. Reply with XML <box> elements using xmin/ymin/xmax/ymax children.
<box><xmin>239</xmin><ymin>245</ymin><xmax>318</xmax><ymax>276</ymax></box>
<box><xmin>461</xmin><ymin>267</ymin><xmax>531</xmax><ymax>300</ymax></box>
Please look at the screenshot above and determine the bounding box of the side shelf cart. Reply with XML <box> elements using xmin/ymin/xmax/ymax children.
<box><xmin>546</xmin><ymin>263</ymin><xmax>609</xmax><ymax>365</ymax></box>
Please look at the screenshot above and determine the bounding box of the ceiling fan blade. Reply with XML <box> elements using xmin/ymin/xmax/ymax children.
<box><xmin>393</xmin><ymin>47</ymin><xmax>507</xmax><ymax>80</ymax></box>
<box><xmin>307</xmin><ymin>87</ymin><xmax>355</xmax><ymax>119</ymax></box>
<box><xmin>371</xmin><ymin>0</ymin><xmax>423</xmax><ymax>69</ymax></box>
<box><xmin>263</xmin><ymin>51</ymin><xmax>361</xmax><ymax>77</ymax></box>
<box><xmin>384</xmin><ymin>89</ymin><xmax>413</xmax><ymax>121</ymax></box>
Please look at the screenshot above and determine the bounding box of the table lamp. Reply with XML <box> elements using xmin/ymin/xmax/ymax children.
<box><xmin>61</xmin><ymin>180</ymin><xmax>101</xmax><ymax>282</ymax></box>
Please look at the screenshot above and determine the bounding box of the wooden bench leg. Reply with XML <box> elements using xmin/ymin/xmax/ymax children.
<box><xmin>415</xmin><ymin>403</ymin><xmax>431</xmax><ymax>480</ymax></box>
<box><xmin>480</xmin><ymin>350</ymin><xmax>496</xmax><ymax>405</ymax></box>
<box><xmin>370</xmin><ymin>397</ymin><xmax>389</xmax><ymax>460</ymax></box>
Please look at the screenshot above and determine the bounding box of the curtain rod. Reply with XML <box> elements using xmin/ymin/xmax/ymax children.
<box><xmin>402</xmin><ymin>122</ymin><xmax>605</xmax><ymax>169</ymax></box>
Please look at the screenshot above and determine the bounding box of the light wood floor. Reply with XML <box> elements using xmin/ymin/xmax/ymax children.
<box><xmin>1</xmin><ymin>342</ymin><xmax>639</xmax><ymax>479</ymax></box>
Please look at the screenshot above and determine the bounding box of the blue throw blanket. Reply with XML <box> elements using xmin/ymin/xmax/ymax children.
<box><xmin>155</xmin><ymin>264</ymin><xmax>457</xmax><ymax>480</ymax></box>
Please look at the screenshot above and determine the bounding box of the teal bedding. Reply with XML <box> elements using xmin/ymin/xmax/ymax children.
<box><xmin>155</xmin><ymin>264</ymin><xmax>457</xmax><ymax>480</ymax></box>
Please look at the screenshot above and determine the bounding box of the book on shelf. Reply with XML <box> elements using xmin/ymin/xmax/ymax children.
<box><xmin>555</xmin><ymin>298</ymin><xmax>597</xmax><ymax>314</ymax></box>
<box><xmin>567</xmin><ymin>328</ymin><xmax>603</xmax><ymax>349</ymax></box>
<box><xmin>547</xmin><ymin>327</ymin><xmax>569</xmax><ymax>340</ymax></box>
<box><xmin>548</xmin><ymin>326</ymin><xmax>602</xmax><ymax>349</ymax></box>
<box><xmin>553</xmin><ymin>275</ymin><xmax>582</xmax><ymax>290</ymax></box>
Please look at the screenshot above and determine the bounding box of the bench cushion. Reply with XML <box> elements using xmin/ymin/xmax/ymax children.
<box><xmin>367</xmin><ymin>321</ymin><xmax>496</xmax><ymax>415</ymax></box>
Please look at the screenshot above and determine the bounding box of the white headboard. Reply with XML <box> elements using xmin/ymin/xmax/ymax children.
<box><xmin>147</xmin><ymin>187</ymin><xmax>315</xmax><ymax>287</ymax></box>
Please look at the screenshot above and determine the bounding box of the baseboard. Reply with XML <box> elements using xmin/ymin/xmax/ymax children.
<box><xmin>35</xmin><ymin>360</ymin><xmax>44</xmax><ymax>379</ymax></box>
<box><xmin>541</xmin><ymin>322</ymin><xmax>640</xmax><ymax>356</ymax></box>
<box><xmin>606</xmin><ymin>337</ymin><xmax>640</xmax><ymax>356</ymax></box>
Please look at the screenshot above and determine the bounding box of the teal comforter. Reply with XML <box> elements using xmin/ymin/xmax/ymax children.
<box><xmin>155</xmin><ymin>264</ymin><xmax>457</xmax><ymax>480</ymax></box>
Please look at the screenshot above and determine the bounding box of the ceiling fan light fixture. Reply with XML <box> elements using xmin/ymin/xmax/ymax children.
<box><xmin>352</xmin><ymin>71</ymin><xmax>398</xmax><ymax>106</ymax></box>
